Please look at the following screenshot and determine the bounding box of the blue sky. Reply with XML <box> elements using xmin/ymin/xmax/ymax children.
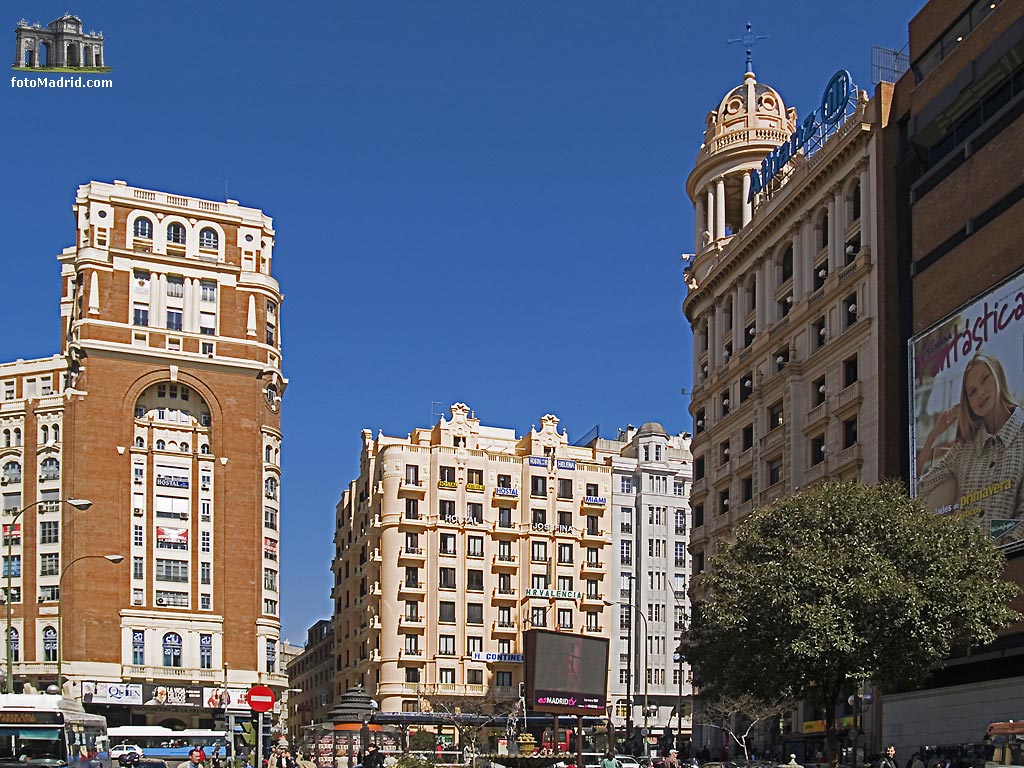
<box><xmin>1</xmin><ymin>1</ymin><xmax>920</xmax><ymax>642</ymax></box>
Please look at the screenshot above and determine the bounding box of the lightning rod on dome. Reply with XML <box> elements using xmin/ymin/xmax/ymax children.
<box><xmin>727</xmin><ymin>22</ymin><xmax>769</xmax><ymax>74</ymax></box>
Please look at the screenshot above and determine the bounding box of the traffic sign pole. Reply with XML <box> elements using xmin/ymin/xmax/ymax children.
<box><xmin>256</xmin><ymin>713</ymin><xmax>263</xmax><ymax>768</ymax></box>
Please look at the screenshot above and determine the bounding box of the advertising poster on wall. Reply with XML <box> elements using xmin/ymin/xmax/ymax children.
<box><xmin>909</xmin><ymin>270</ymin><xmax>1024</xmax><ymax>550</ymax></box>
<box><xmin>142</xmin><ymin>683</ymin><xmax>203</xmax><ymax>707</ymax></box>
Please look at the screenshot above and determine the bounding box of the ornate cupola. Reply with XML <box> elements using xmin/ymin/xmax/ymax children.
<box><xmin>686</xmin><ymin>68</ymin><xmax>796</xmax><ymax>257</ymax></box>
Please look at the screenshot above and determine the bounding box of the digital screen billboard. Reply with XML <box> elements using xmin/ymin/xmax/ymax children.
<box><xmin>909</xmin><ymin>269</ymin><xmax>1024</xmax><ymax>550</ymax></box>
<box><xmin>524</xmin><ymin>629</ymin><xmax>609</xmax><ymax>714</ymax></box>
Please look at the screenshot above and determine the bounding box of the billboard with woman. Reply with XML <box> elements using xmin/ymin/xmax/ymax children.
<box><xmin>910</xmin><ymin>270</ymin><xmax>1024</xmax><ymax>550</ymax></box>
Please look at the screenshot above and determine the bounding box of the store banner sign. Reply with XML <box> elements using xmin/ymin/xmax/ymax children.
<box><xmin>83</xmin><ymin>682</ymin><xmax>143</xmax><ymax>705</ymax></box>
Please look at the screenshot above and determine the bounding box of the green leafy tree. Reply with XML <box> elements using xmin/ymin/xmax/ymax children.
<box><xmin>682</xmin><ymin>481</ymin><xmax>1018</xmax><ymax>768</ymax></box>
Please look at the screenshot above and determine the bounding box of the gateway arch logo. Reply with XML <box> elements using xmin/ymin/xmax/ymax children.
<box><xmin>13</xmin><ymin>14</ymin><xmax>110</xmax><ymax>72</ymax></box>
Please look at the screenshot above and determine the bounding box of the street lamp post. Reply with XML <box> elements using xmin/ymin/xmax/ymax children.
<box><xmin>606</xmin><ymin>596</ymin><xmax>649</xmax><ymax>757</ymax></box>
<box><xmin>4</xmin><ymin>498</ymin><xmax>91</xmax><ymax>694</ymax></box>
<box><xmin>56</xmin><ymin>553</ymin><xmax>122</xmax><ymax>693</ymax></box>
<box><xmin>673</xmin><ymin>652</ymin><xmax>684</xmax><ymax>754</ymax></box>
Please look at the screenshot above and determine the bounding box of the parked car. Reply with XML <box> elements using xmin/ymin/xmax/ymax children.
<box><xmin>111</xmin><ymin>746</ymin><xmax>145</xmax><ymax>760</ymax></box>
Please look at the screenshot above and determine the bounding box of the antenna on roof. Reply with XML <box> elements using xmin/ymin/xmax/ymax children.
<box><xmin>728</xmin><ymin>22</ymin><xmax>769</xmax><ymax>74</ymax></box>
<box><xmin>431</xmin><ymin>401</ymin><xmax>445</xmax><ymax>422</ymax></box>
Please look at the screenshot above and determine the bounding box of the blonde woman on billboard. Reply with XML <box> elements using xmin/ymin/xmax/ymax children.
<box><xmin>917</xmin><ymin>353</ymin><xmax>1024</xmax><ymax>539</ymax></box>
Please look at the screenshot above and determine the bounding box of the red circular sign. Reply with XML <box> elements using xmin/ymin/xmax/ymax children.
<box><xmin>247</xmin><ymin>685</ymin><xmax>275</xmax><ymax>713</ymax></box>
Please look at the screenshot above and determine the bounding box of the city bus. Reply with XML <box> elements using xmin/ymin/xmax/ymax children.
<box><xmin>985</xmin><ymin>722</ymin><xmax>1024</xmax><ymax>767</ymax></box>
<box><xmin>107</xmin><ymin>728</ymin><xmax>229</xmax><ymax>761</ymax></box>
<box><xmin>0</xmin><ymin>692</ymin><xmax>109</xmax><ymax>768</ymax></box>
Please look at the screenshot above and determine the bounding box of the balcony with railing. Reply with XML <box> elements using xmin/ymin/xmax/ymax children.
<box><xmin>398</xmin><ymin>479</ymin><xmax>426</xmax><ymax>498</ymax></box>
<box><xmin>398</xmin><ymin>580</ymin><xmax>426</xmax><ymax>598</ymax></box>
<box><xmin>581</xmin><ymin>496</ymin><xmax>607</xmax><ymax>513</ymax></box>
<box><xmin>492</xmin><ymin>553</ymin><xmax>518</xmax><ymax>570</ymax></box>
<box><xmin>492</xmin><ymin>586</ymin><xmax>518</xmax><ymax>602</ymax></box>
<box><xmin>581</xmin><ymin>527</ymin><xmax>608</xmax><ymax>543</ymax></box>
<box><xmin>399</xmin><ymin>511</ymin><xmax>427</xmax><ymax>529</ymax></box>
<box><xmin>492</xmin><ymin>620</ymin><xmax>517</xmax><ymax>635</ymax></box>
<box><xmin>493</xmin><ymin>487</ymin><xmax>520</xmax><ymax>504</ymax></box>
<box><xmin>580</xmin><ymin>559</ymin><xmax>604</xmax><ymax>574</ymax></box>
<box><xmin>492</xmin><ymin>520</ymin><xmax>519</xmax><ymax>537</ymax></box>
<box><xmin>124</xmin><ymin>664</ymin><xmax>220</xmax><ymax>681</ymax></box>
<box><xmin>398</xmin><ymin>546</ymin><xmax>426</xmax><ymax>564</ymax></box>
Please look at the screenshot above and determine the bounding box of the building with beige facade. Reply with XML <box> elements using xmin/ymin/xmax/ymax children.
<box><xmin>331</xmin><ymin>404</ymin><xmax>616</xmax><ymax>715</ymax></box>
<box><xmin>590</xmin><ymin>424</ymin><xmax>693</xmax><ymax>747</ymax></box>
<box><xmin>0</xmin><ymin>180</ymin><xmax>287</xmax><ymax>726</ymax></box>
<box><xmin>330</xmin><ymin>405</ymin><xmax>693</xmax><ymax>752</ymax></box>
<box><xmin>682</xmin><ymin>64</ymin><xmax>895</xmax><ymax>757</ymax></box>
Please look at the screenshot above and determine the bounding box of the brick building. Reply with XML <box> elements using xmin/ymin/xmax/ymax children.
<box><xmin>0</xmin><ymin>180</ymin><xmax>287</xmax><ymax>726</ymax></box>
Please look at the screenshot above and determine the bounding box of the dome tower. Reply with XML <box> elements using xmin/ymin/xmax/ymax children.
<box><xmin>686</xmin><ymin>69</ymin><xmax>796</xmax><ymax>258</ymax></box>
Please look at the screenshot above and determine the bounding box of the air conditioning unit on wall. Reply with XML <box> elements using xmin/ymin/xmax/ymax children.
<box><xmin>156</xmin><ymin>597</ymin><xmax>166</xmax><ymax>606</ymax></box>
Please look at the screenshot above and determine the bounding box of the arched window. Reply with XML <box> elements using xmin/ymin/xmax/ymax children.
<box><xmin>2</xmin><ymin>430</ymin><xmax>9</xmax><ymax>448</ymax></box>
<box><xmin>135</xmin><ymin>436</ymin><xmax>145</xmax><ymax>448</ymax></box>
<box><xmin>51</xmin><ymin>425</ymin><xmax>59</xmax><ymax>443</ymax></box>
<box><xmin>12</xmin><ymin>429</ymin><xmax>20</xmax><ymax>447</ymax></box>
<box><xmin>2</xmin><ymin>462</ymin><xmax>21</xmax><ymax>484</ymax></box>
<box><xmin>264</xmin><ymin>477</ymin><xmax>278</xmax><ymax>500</ymax></box>
<box><xmin>6</xmin><ymin>629</ymin><xmax>18</xmax><ymax>663</ymax></box>
<box><xmin>199</xmin><ymin>228</ymin><xmax>218</xmax><ymax>249</ymax></box>
<box><xmin>200</xmin><ymin>444</ymin><xmax>210</xmax><ymax>455</ymax></box>
<box><xmin>265</xmin><ymin>446</ymin><xmax>272</xmax><ymax>463</ymax></box>
<box><xmin>179</xmin><ymin>442</ymin><xmax>189</xmax><ymax>453</ymax></box>
<box><xmin>167</xmin><ymin>223</ymin><xmax>186</xmax><ymax>245</ymax></box>
<box><xmin>134</xmin><ymin>218</ymin><xmax>153</xmax><ymax>239</ymax></box>
<box><xmin>851</xmin><ymin>181</ymin><xmax>862</xmax><ymax>221</ymax></box>
<box><xmin>40</xmin><ymin>425</ymin><xmax>49</xmax><ymax>444</ymax></box>
<box><xmin>42</xmin><ymin>626</ymin><xmax>57</xmax><ymax>662</ymax></box>
<box><xmin>155</xmin><ymin>440</ymin><xmax>166</xmax><ymax>451</ymax></box>
<box><xmin>39</xmin><ymin>458</ymin><xmax>60</xmax><ymax>482</ymax></box>
<box><xmin>162</xmin><ymin>632</ymin><xmax>183</xmax><ymax>667</ymax></box>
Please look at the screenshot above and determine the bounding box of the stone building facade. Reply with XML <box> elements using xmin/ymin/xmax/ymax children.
<box><xmin>14</xmin><ymin>15</ymin><xmax>104</xmax><ymax>69</ymax></box>
<box><xmin>286</xmin><ymin>620</ymin><xmax>336</xmax><ymax>746</ymax></box>
<box><xmin>682</xmin><ymin>64</ymin><xmax>895</xmax><ymax>758</ymax></box>
<box><xmin>0</xmin><ymin>180</ymin><xmax>287</xmax><ymax>726</ymax></box>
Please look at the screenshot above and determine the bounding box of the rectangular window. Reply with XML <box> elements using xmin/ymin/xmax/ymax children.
<box><xmin>768</xmin><ymin>457</ymin><xmax>783</xmax><ymax>486</ymax></box>
<box><xmin>40</xmin><ymin>553</ymin><xmax>59</xmax><ymax>576</ymax></box>
<box><xmin>264</xmin><ymin>507</ymin><xmax>278</xmax><ymax>530</ymax></box>
<box><xmin>200</xmin><ymin>311</ymin><xmax>216</xmax><ymax>335</ymax></box>
<box><xmin>467</xmin><ymin>536</ymin><xmax>484</xmax><ymax>557</ymax></box>
<box><xmin>496</xmin><ymin>671</ymin><xmax>513</xmax><ymax>687</ymax></box>
<box><xmin>439</xmin><ymin>668</ymin><xmax>455</xmax><ymax>684</ymax></box>
<box><xmin>557</xmin><ymin>478</ymin><xmax>573</xmax><ymax>499</ymax></box>
<box><xmin>438</xmin><ymin>601</ymin><xmax>456</xmax><ymax>623</ymax></box>
<box><xmin>439</xmin><ymin>465</ymin><xmax>455</xmax><ymax>482</ymax></box>
<box><xmin>498</xmin><ymin>507</ymin><xmax>512</xmax><ymax>528</ymax></box>
<box><xmin>156</xmin><ymin>590</ymin><xmax>188</xmax><ymax>607</ymax></box>
<box><xmin>439</xmin><ymin>567</ymin><xmax>456</xmax><ymax>589</ymax></box>
<box><xmin>621</xmin><ymin>540</ymin><xmax>632</xmax><ymax>565</ymax></box>
<box><xmin>133</xmin><ymin>524</ymin><xmax>144</xmax><ymax>547</ymax></box>
<box><xmin>466</xmin><ymin>468</ymin><xmax>483</xmax><ymax>486</ymax></box>
<box><xmin>530</xmin><ymin>607</ymin><xmax>547</xmax><ymax>628</ymax></box>
<box><xmin>531</xmin><ymin>508</ymin><xmax>546</xmax><ymax>526</ymax></box>
<box><xmin>557</xmin><ymin>543</ymin><xmax>573</xmax><ymax>564</ymax></box>
<box><xmin>466</xmin><ymin>503</ymin><xmax>483</xmax><ymax>524</ymax></box>
<box><xmin>531</xmin><ymin>541</ymin><xmax>548</xmax><ymax>562</ymax></box>
<box><xmin>200</xmin><ymin>634</ymin><xmax>213</xmax><ymax>669</ymax></box>
<box><xmin>166</xmin><ymin>277</ymin><xmax>184</xmax><ymax>298</ymax></box>
<box><xmin>133</xmin><ymin>556</ymin><xmax>144</xmax><ymax>580</ymax></box>
<box><xmin>768</xmin><ymin>401</ymin><xmax>784</xmax><ymax>429</ymax></box>
<box><xmin>557</xmin><ymin>608</ymin><xmax>573</xmax><ymax>629</ymax></box>
<box><xmin>844</xmin><ymin>355</ymin><xmax>859</xmax><ymax>388</ymax></box>
<box><xmin>155</xmin><ymin>559</ymin><xmax>188</xmax><ymax>582</ymax></box>
<box><xmin>38</xmin><ymin>521</ymin><xmax>58</xmax><ymax>545</ymax></box>
<box><xmin>39</xmin><ymin>585</ymin><xmax>59</xmax><ymax>602</ymax></box>
<box><xmin>557</xmin><ymin>576</ymin><xmax>574</xmax><ymax>592</ymax></box>
<box><xmin>203</xmin><ymin>562</ymin><xmax>213</xmax><ymax>585</ymax></box>
<box><xmin>464</xmin><ymin>636</ymin><xmax>483</xmax><ymax>655</ymax></box>
<box><xmin>531</xmin><ymin>476</ymin><xmax>547</xmax><ymax>497</ymax></box>
<box><xmin>439</xmin><ymin>635</ymin><xmax>455</xmax><ymax>656</ymax></box>
<box><xmin>439</xmin><ymin>533</ymin><xmax>456</xmax><ymax>555</ymax></box>
<box><xmin>621</xmin><ymin>477</ymin><xmax>633</xmax><ymax>493</ymax></box>
<box><xmin>467</xmin><ymin>669</ymin><xmax>483</xmax><ymax>685</ymax></box>
<box><xmin>843</xmin><ymin>417</ymin><xmax>858</xmax><ymax>449</ymax></box>
<box><xmin>133</xmin><ymin>304</ymin><xmax>149</xmax><ymax>327</ymax></box>
<box><xmin>200</xmin><ymin>281</ymin><xmax>217</xmax><ymax>303</ymax></box>
<box><xmin>263</xmin><ymin>598</ymin><xmax>278</xmax><ymax>615</ymax></box>
<box><xmin>132</xmin><ymin>631</ymin><xmax>145</xmax><ymax>665</ymax></box>
<box><xmin>467</xmin><ymin>603</ymin><xmax>484</xmax><ymax>625</ymax></box>
<box><xmin>166</xmin><ymin>310</ymin><xmax>183</xmax><ymax>331</ymax></box>
<box><xmin>467</xmin><ymin>570</ymin><xmax>484</xmax><ymax>592</ymax></box>
<box><xmin>811</xmin><ymin>435</ymin><xmax>826</xmax><ymax>465</ymax></box>
<box><xmin>201</xmin><ymin>531</ymin><xmax>211</xmax><ymax>553</ymax></box>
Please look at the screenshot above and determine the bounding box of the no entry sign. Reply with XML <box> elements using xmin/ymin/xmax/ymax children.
<box><xmin>248</xmin><ymin>685</ymin><xmax>275</xmax><ymax>713</ymax></box>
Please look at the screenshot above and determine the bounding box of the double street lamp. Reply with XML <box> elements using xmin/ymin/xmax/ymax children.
<box><xmin>5</xmin><ymin>498</ymin><xmax>92</xmax><ymax>694</ymax></box>
<box><xmin>606</xmin><ymin>598</ymin><xmax>650</xmax><ymax>756</ymax></box>
<box><xmin>56</xmin><ymin>553</ymin><xmax>123</xmax><ymax>693</ymax></box>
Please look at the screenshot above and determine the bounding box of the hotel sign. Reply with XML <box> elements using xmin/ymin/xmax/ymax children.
<box><xmin>495</xmin><ymin>487</ymin><xmax>518</xmax><ymax>497</ymax></box>
<box><xmin>748</xmin><ymin>69</ymin><xmax>857</xmax><ymax>203</ymax></box>
<box><xmin>471</xmin><ymin>652</ymin><xmax>524</xmax><ymax>663</ymax></box>
<box><xmin>156</xmin><ymin>475</ymin><xmax>189</xmax><ymax>488</ymax></box>
<box><xmin>525</xmin><ymin>588</ymin><xmax>583</xmax><ymax>600</ymax></box>
<box><xmin>556</xmin><ymin>459</ymin><xmax>576</xmax><ymax>470</ymax></box>
<box><xmin>529</xmin><ymin>457</ymin><xmax>548</xmax><ymax>467</ymax></box>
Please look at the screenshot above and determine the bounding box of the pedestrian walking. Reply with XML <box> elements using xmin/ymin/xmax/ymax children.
<box><xmin>362</xmin><ymin>745</ymin><xmax>384</xmax><ymax>768</ymax></box>
<box><xmin>177</xmin><ymin>748</ymin><xmax>206</xmax><ymax>768</ymax></box>
<box><xmin>877</xmin><ymin>745</ymin><xmax>898</xmax><ymax>768</ymax></box>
